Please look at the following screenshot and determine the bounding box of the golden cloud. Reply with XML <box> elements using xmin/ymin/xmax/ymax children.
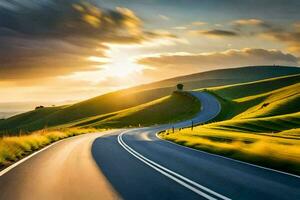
<box><xmin>191</xmin><ymin>21</ymin><xmax>207</xmax><ymax>26</ymax></box>
<box><xmin>233</xmin><ymin>19</ymin><xmax>264</xmax><ymax>26</ymax></box>
<box><xmin>190</xmin><ymin>29</ymin><xmax>239</xmax><ymax>37</ymax></box>
<box><xmin>0</xmin><ymin>1</ymin><xmax>177</xmax><ymax>82</ymax></box>
<box><xmin>138</xmin><ymin>48</ymin><xmax>299</xmax><ymax>79</ymax></box>
<box><xmin>261</xmin><ymin>30</ymin><xmax>300</xmax><ymax>55</ymax></box>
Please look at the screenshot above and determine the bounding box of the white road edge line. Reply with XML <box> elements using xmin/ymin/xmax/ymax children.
<box><xmin>118</xmin><ymin>131</ymin><xmax>231</xmax><ymax>200</ymax></box>
<box><xmin>155</xmin><ymin>132</ymin><xmax>300</xmax><ymax>179</ymax></box>
<box><xmin>0</xmin><ymin>139</ymin><xmax>63</xmax><ymax>176</ymax></box>
<box><xmin>0</xmin><ymin>131</ymin><xmax>112</xmax><ymax>177</ymax></box>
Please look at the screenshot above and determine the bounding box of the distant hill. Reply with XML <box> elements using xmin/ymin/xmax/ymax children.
<box><xmin>0</xmin><ymin>65</ymin><xmax>299</xmax><ymax>134</ymax></box>
<box><xmin>135</xmin><ymin>65</ymin><xmax>300</xmax><ymax>90</ymax></box>
<box><xmin>0</xmin><ymin>112</ymin><xmax>21</xmax><ymax>119</ymax></box>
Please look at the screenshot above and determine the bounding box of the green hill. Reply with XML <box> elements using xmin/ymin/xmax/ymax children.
<box><xmin>67</xmin><ymin>92</ymin><xmax>200</xmax><ymax>129</ymax></box>
<box><xmin>161</xmin><ymin>73</ymin><xmax>300</xmax><ymax>175</ymax></box>
<box><xmin>0</xmin><ymin>92</ymin><xmax>200</xmax><ymax>134</ymax></box>
<box><xmin>205</xmin><ymin>74</ymin><xmax>300</xmax><ymax>120</ymax></box>
<box><xmin>1</xmin><ymin>65</ymin><xmax>300</xmax><ymax>134</ymax></box>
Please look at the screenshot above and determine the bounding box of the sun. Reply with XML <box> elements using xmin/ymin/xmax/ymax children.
<box><xmin>101</xmin><ymin>45</ymin><xmax>144</xmax><ymax>78</ymax></box>
<box><xmin>67</xmin><ymin>45</ymin><xmax>145</xmax><ymax>84</ymax></box>
<box><xmin>105</xmin><ymin>61</ymin><xmax>141</xmax><ymax>78</ymax></box>
<box><xmin>106</xmin><ymin>65</ymin><xmax>134</xmax><ymax>77</ymax></box>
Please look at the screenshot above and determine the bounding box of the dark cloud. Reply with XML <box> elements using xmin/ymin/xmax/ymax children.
<box><xmin>192</xmin><ymin>19</ymin><xmax>277</xmax><ymax>38</ymax></box>
<box><xmin>138</xmin><ymin>48</ymin><xmax>299</xmax><ymax>79</ymax></box>
<box><xmin>0</xmin><ymin>1</ymin><xmax>143</xmax><ymax>41</ymax></box>
<box><xmin>191</xmin><ymin>29</ymin><xmax>239</xmax><ymax>37</ymax></box>
<box><xmin>0</xmin><ymin>0</ymin><xmax>175</xmax><ymax>80</ymax></box>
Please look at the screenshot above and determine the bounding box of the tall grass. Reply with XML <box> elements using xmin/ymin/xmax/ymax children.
<box><xmin>0</xmin><ymin>128</ymin><xmax>97</xmax><ymax>168</ymax></box>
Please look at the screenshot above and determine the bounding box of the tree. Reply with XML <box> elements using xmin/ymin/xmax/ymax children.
<box><xmin>35</xmin><ymin>105</ymin><xmax>44</xmax><ymax>110</ymax></box>
<box><xmin>176</xmin><ymin>83</ymin><xmax>184</xmax><ymax>91</ymax></box>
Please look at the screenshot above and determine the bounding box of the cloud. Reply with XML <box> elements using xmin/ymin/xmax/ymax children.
<box><xmin>159</xmin><ymin>14</ymin><xmax>169</xmax><ymax>21</ymax></box>
<box><xmin>261</xmin><ymin>28</ymin><xmax>300</xmax><ymax>55</ymax></box>
<box><xmin>293</xmin><ymin>22</ymin><xmax>300</xmax><ymax>29</ymax></box>
<box><xmin>172</xmin><ymin>26</ymin><xmax>187</xmax><ymax>30</ymax></box>
<box><xmin>189</xmin><ymin>18</ymin><xmax>300</xmax><ymax>55</ymax></box>
<box><xmin>191</xmin><ymin>19</ymin><xmax>270</xmax><ymax>39</ymax></box>
<box><xmin>231</xmin><ymin>19</ymin><xmax>300</xmax><ymax>55</ymax></box>
<box><xmin>0</xmin><ymin>0</ymin><xmax>176</xmax><ymax>81</ymax></box>
<box><xmin>137</xmin><ymin>48</ymin><xmax>299</xmax><ymax>79</ymax></box>
<box><xmin>231</xmin><ymin>19</ymin><xmax>300</xmax><ymax>54</ymax></box>
<box><xmin>190</xmin><ymin>29</ymin><xmax>239</xmax><ymax>37</ymax></box>
<box><xmin>191</xmin><ymin>21</ymin><xmax>207</xmax><ymax>26</ymax></box>
<box><xmin>232</xmin><ymin>19</ymin><xmax>266</xmax><ymax>27</ymax></box>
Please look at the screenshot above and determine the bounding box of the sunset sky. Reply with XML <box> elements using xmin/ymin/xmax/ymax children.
<box><xmin>1</xmin><ymin>0</ymin><xmax>300</xmax><ymax>112</ymax></box>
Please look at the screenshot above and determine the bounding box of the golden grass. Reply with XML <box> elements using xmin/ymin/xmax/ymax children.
<box><xmin>160</xmin><ymin>127</ymin><xmax>300</xmax><ymax>174</ymax></box>
<box><xmin>0</xmin><ymin>128</ymin><xmax>97</xmax><ymax>167</ymax></box>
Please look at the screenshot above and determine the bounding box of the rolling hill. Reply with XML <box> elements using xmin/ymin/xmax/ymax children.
<box><xmin>1</xmin><ymin>65</ymin><xmax>300</xmax><ymax>134</ymax></box>
<box><xmin>67</xmin><ymin>92</ymin><xmax>200</xmax><ymax>129</ymax></box>
<box><xmin>161</xmin><ymin>73</ymin><xmax>300</xmax><ymax>174</ymax></box>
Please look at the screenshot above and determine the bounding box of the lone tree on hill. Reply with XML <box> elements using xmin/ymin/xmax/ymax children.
<box><xmin>177</xmin><ymin>83</ymin><xmax>184</xmax><ymax>91</ymax></box>
<box><xmin>35</xmin><ymin>105</ymin><xmax>44</xmax><ymax>110</ymax></box>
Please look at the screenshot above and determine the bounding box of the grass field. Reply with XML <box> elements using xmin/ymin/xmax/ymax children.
<box><xmin>1</xmin><ymin>65</ymin><xmax>299</xmax><ymax>134</ymax></box>
<box><xmin>161</xmin><ymin>73</ymin><xmax>300</xmax><ymax>175</ymax></box>
<box><xmin>70</xmin><ymin>91</ymin><xmax>200</xmax><ymax>129</ymax></box>
<box><xmin>0</xmin><ymin>91</ymin><xmax>200</xmax><ymax>133</ymax></box>
<box><xmin>160</xmin><ymin>127</ymin><xmax>300</xmax><ymax>174</ymax></box>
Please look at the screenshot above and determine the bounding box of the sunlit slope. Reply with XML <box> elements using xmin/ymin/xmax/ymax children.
<box><xmin>68</xmin><ymin>92</ymin><xmax>200</xmax><ymax>128</ymax></box>
<box><xmin>206</xmin><ymin>112</ymin><xmax>300</xmax><ymax>134</ymax></box>
<box><xmin>0</xmin><ymin>92</ymin><xmax>199</xmax><ymax>134</ymax></box>
<box><xmin>0</xmin><ymin>106</ymin><xmax>66</xmax><ymax>134</ymax></box>
<box><xmin>0</xmin><ymin>65</ymin><xmax>299</xmax><ymax>134</ymax></box>
<box><xmin>58</xmin><ymin>65</ymin><xmax>300</xmax><ymax>125</ymax></box>
<box><xmin>203</xmin><ymin>73</ymin><xmax>300</xmax><ymax>136</ymax></box>
<box><xmin>208</xmin><ymin>74</ymin><xmax>300</xmax><ymax>120</ymax></box>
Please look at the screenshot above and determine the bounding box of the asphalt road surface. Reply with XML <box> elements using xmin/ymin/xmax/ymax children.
<box><xmin>1</xmin><ymin>92</ymin><xmax>300</xmax><ymax>200</ymax></box>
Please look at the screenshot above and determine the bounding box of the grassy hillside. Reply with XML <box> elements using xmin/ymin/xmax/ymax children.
<box><xmin>161</xmin><ymin>73</ymin><xmax>300</xmax><ymax>175</ymax></box>
<box><xmin>0</xmin><ymin>92</ymin><xmax>200</xmax><ymax>134</ymax></box>
<box><xmin>1</xmin><ymin>65</ymin><xmax>300</xmax><ymax>134</ymax></box>
<box><xmin>70</xmin><ymin>92</ymin><xmax>200</xmax><ymax>128</ymax></box>
<box><xmin>206</xmin><ymin>74</ymin><xmax>300</xmax><ymax>120</ymax></box>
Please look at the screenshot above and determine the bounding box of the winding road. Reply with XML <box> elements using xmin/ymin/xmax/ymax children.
<box><xmin>0</xmin><ymin>92</ymin><xmax>299</xmax><ymax>200</ymax></box>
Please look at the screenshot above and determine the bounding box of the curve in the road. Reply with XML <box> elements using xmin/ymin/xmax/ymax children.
<box><xmin>117</xmin><ymin>92</ymin><xmax>229</xmax><ymax>200</ymax></box>
<box><xmin>92</xmin><ymin>91</ymin><xmax>300</xmax><ymax>200</ymax></box>
<box><xmin>1</xmin><ymin>91</ymin><xmax>300</xmax><ymax>200</ymax></box>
